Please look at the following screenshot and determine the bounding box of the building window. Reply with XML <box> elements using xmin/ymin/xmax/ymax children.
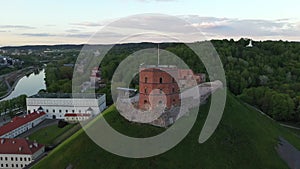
<box><xmin>6</xmin><ymin>164</ymin><xmax>8</xmax><ymax>168</ymax></box>
<box><xmin>46</xmin><ymin>109</ymin><xmax>49</xmax><ymax>113</ymax></box>
<box><xmin>144</xmin><ymin>88</ymin><xmax>147</xmax><ymax>94</ymax></box>
<box><xmin>1</xmin><ymin>164</ymin><xmax>3</xmax><ymax>167</ymax></box>
<box><xmin>72</xmin><ymin>110</ymin><xmax>75</xmax><ymax>113</ymax></box>
<box><xmin>173</xmin><ymin>99</ymin><xmax>176</xmax><ymax>102</ymax></box>
<box><xmin>20</xmin><ymin>157</ymin><xmax>22</xmax><ymax>161</ymax></box>
<box><xmin>15</xmin><ymin>157</ymin><xmax>17</xmax><ymax>161</ymax></box>
<box><xmin>11</xmin><ymin>164</ymin><xmax>14</xmax><ymax>168</ymax></box>
<box><xmin>159</xmin><ymin>100</ymin><xmax>163</xmax><ymax>104</ymax></box>
<box><xmin>16</xmin><ymin>164</ymin><xmax>18</xmax><ymax>168</ymax></box>
<box><xmin>59</xmin><ymin>110</ymin><xmax>62</xmax><ymax>113</ymax></box>
<box><xmin>144</xmin><ymin>100</ymin><xmax>147</xmax><ymax>104</ymax></box>
<box><xmin>145</xmin><ymin>77</ymin><xmax>148</xmax><ymax>83</ymax></box>
<box><xmin>79</xmin><ymin>110</ymin><xmax>81</xmax><ymax>113</ymax></box>
<box><xmin>159</xmin><ymin>77</ymin><xmax>163</xmax><ymax>83</ymax></box>
<box><xmin>11</xmin><ymin>157</ymin><xmax>13</xmax><ymax>161</ymax></box>
<box><xmin>53</xmin><ymin>109</ymin><xmax>55</xmax><ymax>113</ymax></box>
<box><xmin>28</xmin><ymin>110</ymin><xmax>30</xmax><ymax>114</ymax></box>
<box><xmin>66</xmin><ymin>110</ymin><xmax>68</xmax><ymax>113</ymax></box>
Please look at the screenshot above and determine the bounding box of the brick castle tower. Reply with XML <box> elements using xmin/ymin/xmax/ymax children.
<box><xmin>138</xmin><ymin>66</ymin><xmax>180</xmax><ymax>110</ymax></box>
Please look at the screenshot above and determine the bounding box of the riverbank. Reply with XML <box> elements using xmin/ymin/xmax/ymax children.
<box><xmin>0</xmin><ymin>66</ymin><xmax>45</xmax><ymax>101</ymax></box>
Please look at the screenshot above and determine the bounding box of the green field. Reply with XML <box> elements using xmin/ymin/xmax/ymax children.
<box><xmin>29</xmin><ymin>124</ymin><xmax>77</xmax><ymax>146</ymax></box>
<box><xmin>33</xmin><ymin>93</ymin><xmax>300</xmax><ymax>169</ymax></box>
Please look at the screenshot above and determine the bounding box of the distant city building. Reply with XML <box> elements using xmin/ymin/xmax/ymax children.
<box><xmin>0</xmin><ymin>111</ymin><xmax>46</xmax><ymax>138</ymax></box>
<box><xmin>26</xmin><ymin>93</ymin><xmax>106</xmax><ymax>120</ymax></box>
<box><xmin>0</xmin><ymin>55</ymin><xmax>23</xmax><ymax>68</ymax></box>
<box><xmin>0</xmin><ymin>138</ymin><xmax>44</xmax><ymax>169</ymax></box>
<box><xmin>90</xmin><ymin>67</ymin><xmax>101</xmax><ymax>87</ymax></box>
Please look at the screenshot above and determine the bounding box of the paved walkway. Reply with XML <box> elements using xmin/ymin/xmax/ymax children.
<box><xmin>276</xmin><ymin>137</ymin><xmax>300</xmax><ymax>169</ymax></box>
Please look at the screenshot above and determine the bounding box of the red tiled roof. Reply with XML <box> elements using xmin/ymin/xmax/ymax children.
<box><xmin>0</xmin><ymin>112</ymin><xmax>46</xmax><ymax>136</ymax></box>
<box><xmin>0</xmin><ymin>138</ymin><xmax>44</xmax><ymax>155</ymax></box>
<box><xmin>64</xmin><ymin>113</ymin><xmax>91</xmax><ymax>117</ymax></box>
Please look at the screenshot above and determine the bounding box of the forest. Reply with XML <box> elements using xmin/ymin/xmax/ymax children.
<box><xmin>44</xmin><ymin>40</ymin><xmax>300</xmax><ymax>123</ymax></box>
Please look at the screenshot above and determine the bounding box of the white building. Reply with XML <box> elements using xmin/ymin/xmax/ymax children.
<box><xmin>0</xmin><ymin>111</ymin><xmax>46</xmax><ymax>138</ymax></box>
<box><xmin>26</xmin><ymin>93</ymin><xmax>106</xmax><ymax>120</ymax></box>
<box><xmin>0</xmin><ymin>138</ymin><xmax>44</xmax><ymax>169</ymax></box>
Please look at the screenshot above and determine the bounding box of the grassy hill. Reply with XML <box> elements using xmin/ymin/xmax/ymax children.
<box><xmin>32</xmin><ymin>93</ymin><xmax>300</xmax><ymax>169</ymax></box>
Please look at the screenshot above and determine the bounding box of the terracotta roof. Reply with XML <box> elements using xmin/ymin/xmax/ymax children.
<box><xmin>0</xmin><ymin>138</ymin><xmax>44</xmax><ymax>155</ymax></box>
<box><xmin>64</xmin><ymin>113</ymin><xmax>91</xmax><ymax>117</ymax></box>
<box><xmin>0</xmin><ymin>112</ymin><xmax>46</xmax><ymax>136</ymax></box>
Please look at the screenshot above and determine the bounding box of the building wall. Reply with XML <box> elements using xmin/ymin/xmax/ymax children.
<box><xmin>0</xmin><ymin>114</ymin><xmax>46</xmax><ymax>138</ymax></box>
<box><xmin>139</xmin><ymin>68</ymin><xmax>180</xmax><ymax>109</ymax></box>
<box><xmin>26</xmin><ymin>95</ymin><xmax>106</xmax><ymax>120</ymax></box>
<box><xmin>0</xmin><ymin>154</ymin><xmax>32</xmax><ymax>169</ymax></box>
<box><xmin>0</xmin><ymin>146</ymin><xmax>44</xmax><ymax>168</ymax></box>
<box><xmin>65</xmin><ymin>116</ymin><xmax>90</xmax><ymax>123</ymax></box>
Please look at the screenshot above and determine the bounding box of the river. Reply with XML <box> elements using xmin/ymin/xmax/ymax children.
<box><xmin>0</xmin><ymin>69</ymin><xmax>46</xmax><ymax>101</ymax></box>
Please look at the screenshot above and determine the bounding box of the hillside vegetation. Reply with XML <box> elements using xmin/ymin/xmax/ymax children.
<box><xmin>33</xmin><ymin>93</ymin><xmax>300</xmax><ymax>169</ymax></box>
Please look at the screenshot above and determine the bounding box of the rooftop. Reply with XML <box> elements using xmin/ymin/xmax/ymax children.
<box><xmin>140</xmin><ymin>65</ymin><xmax>177</xmax><ymax>69</ymax></box>
<box><xmin>0</xmin><ymin>112</ymin><xmax>46</xmax><ymax>137</ymax></box>
<box><xmin>29</xmin><ymin>93</ymin><xmax>104</xmax><ymax>99</ymax></box>
<box><xmin>0</xmin><ymin>138</ymin><xmax>44</xmax><ymax>155</ymax></box>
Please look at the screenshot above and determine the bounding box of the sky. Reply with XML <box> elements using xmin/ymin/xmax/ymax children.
<box><xmin>0</xmin><ymin>0</ymin><xmax>300</xmax><ymax>46</ymax></box>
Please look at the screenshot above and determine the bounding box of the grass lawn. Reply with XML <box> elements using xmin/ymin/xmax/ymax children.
<box><xmin>33</xmin><ymin>92</ymin><xmax>300</xmax><ymax>169</ymax></box>
<box><xmin>28</xmin><ymin>124</ymin><xmax>76</xmax><ymax>146</ymax></box>
<box><xmin>285</xmin><ymin>127</ymin><xmax>300</xmax><ymax>137</ymax></box>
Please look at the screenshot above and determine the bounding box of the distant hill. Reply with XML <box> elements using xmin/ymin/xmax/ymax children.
<box><xmin>32</xmin><ymin>93</ymin><xmax>300</xmax><ymax>169</ymax></box>
<box><xmin>0</xmin><ymin>44</ymin><xmax>84</xmax><ymax>51</ymax></box>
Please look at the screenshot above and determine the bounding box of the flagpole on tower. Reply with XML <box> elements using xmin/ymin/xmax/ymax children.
<box><xmin>157</xmin><ymin>43</ymin><xmax>160</xmax><ymax>66</ymax></box>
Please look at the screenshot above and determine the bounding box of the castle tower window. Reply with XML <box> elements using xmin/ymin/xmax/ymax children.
<box><xmin>145</xmin><ymin>77</ymin><xmax>148</xmax><ymax>83</ymax></box>
<box><xmin>144</xmin><ymin>88</ymin><xmax>147</xmax><ymax>94</ymax></box>
<box><xmin>144</xmin><ymin>100</ymin><xmax>147</xmax><ymax>104</ymax></box>
<box><xmin>159</xmin><ymin>77</ymin><xmax>163</xmax><ymax>84</ymax></box>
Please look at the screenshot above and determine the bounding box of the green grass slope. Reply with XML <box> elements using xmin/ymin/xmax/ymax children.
<box><xmin>33</xmin><ymin>93</ymin><xmax>300</xmax><ymax>169</ymax></box>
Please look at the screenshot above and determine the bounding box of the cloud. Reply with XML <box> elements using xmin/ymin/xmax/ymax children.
<box><xmin>0</xmin><ymin>25</ymin><xmax>35</xmax><ymax>29</ymax></box>
<box><xmin>65</xmin><ymin>33</ymin><xmax>92</xmax><ymax>38</ymax></box>
<box><xmin>181</xmin><ymin>15</ymin><xmax>300</xmax><ymax>38</ymax></box>
<box><xmin>14</xmin><ymin>15</ymin><xmax>300</xmax><ymax>45</ymax></box>
<box><xmin>21</xmin><ymin>33</ymin><xmax>56</xmax><ymax>37</ymax></box>
<box><xmin>70</xmin><ymin>22</ymin><xmax>103</xmax><ymax>27</ymax></box>
<box><xmin>133</xmin><ymin>0</ymin><xmax>177</xmax><ymax>2</ymax></box>
<box><xmin>65</xmin><ymin>29</ymin><xmax>82</xmax><ymax>33</ymax></box>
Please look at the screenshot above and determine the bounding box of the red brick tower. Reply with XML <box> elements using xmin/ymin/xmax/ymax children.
<box><xmin>139</xmin><ymin>66</ymin><xmax>180</xmax><ymax>110</ymax></box>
